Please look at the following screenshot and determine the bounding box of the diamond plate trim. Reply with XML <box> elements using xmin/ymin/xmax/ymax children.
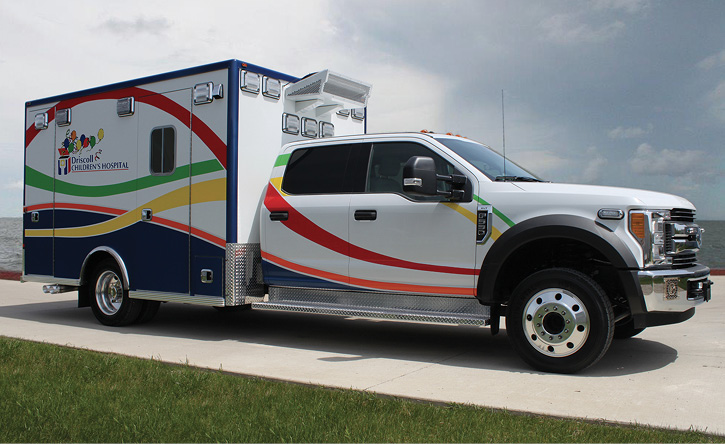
<box><xmin>225</xmin><ymin>243</ymin><xmax>264</xmax><ymax>306</ymax></box>
<box><xmin>253</xmin><ymin>287</ymin><xmax>490</xmax><ymax>325</ymax></box>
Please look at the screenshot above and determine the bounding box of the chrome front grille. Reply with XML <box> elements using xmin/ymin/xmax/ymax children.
<box><xmin>670</xmin><ymin>208</ymin><xmax>695</xmax><ymax>222</ymax></box>
<box><xmin>665</xmin><ymin>209</ymin><xmax>700</xmax><ymax>268</ymax></box>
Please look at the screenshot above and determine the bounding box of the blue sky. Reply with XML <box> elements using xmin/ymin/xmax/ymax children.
<box><xmin>1</xmin><ymin>0</ymin><xmax>723</xmax><ymax>218</ymax></box>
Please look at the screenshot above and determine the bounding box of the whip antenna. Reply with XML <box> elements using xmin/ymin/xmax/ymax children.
<box><xmin>502</xmin><ymin>89</ymin><xmax>507</xmax><ymax>178</ymax></box>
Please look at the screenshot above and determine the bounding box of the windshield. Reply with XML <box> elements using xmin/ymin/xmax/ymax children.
<box><xmin>433</xmin><ymin>136</ymin><xmax>543</xmax><ymax>182</ymax></box>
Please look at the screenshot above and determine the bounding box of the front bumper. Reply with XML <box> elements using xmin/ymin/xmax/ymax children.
<box><xmin>636</xmin><ymin>264</ymin><xmax>711</xmax><ymax>326</ymax></box>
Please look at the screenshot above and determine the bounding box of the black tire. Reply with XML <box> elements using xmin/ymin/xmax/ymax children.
<box><xmin>614</xmin><ymin>317</ymin><xmax>646</xmax><ymax>339</ymax></box>
<box><xmin>89</xmin><ymin>259</ymin><xmax>143</xmax><ymax>326</ymax></box>
<box><xmin>135</xmin><ymin>300</ymin><xmax>161</xmax><ymax>324</ymax></box>
<box><xmin>505</xmin><ymin>268</ymin><xmax>614</xmax><ymax>374</ymax></box>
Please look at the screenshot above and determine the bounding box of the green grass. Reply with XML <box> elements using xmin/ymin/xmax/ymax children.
<box><xmin>0</xmin><ymin>336</ymin><xmax>718</xmax><ymax>443</ymax></box>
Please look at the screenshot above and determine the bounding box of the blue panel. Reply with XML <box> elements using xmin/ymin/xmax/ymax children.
<box><xmin>226</xmin><ymin>61</ymin><xmax>240</xmax><ymax>244</ymax></box>
<box><xmin>54</xmin><ymin>210</ymin><xmax>114</xmax><ymax>229</ymax></box>
<box><xmin>130</xmin><ymin>222</ymin><xmax>189</xmax><ymax>294</ymax></box>
<box><xmin>191</xmin><ymin>255</ymin><xmax>224</xmax><ymax>297</ymax></box>
<box><xmin>262</xmin><ymin>260</ymin><xmax>357</xmax><ymax>291</ymax></box>
<box><xmin>54</xmin><ymin>228</ymin><xmax>135</xmax><ymax>281</ymax></box>
<box><xmin>23</xmin><ymin>211</ymin><xmax>53</xmax><ymax>276</ymax></box>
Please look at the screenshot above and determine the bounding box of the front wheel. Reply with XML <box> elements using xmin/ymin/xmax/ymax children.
<box><xmin>505</xmin><ymin>268</ymin><xmax>614</xmax><ymax>373</ymax></box>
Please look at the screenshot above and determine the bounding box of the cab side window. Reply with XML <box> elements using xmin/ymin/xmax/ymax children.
<box><xmin>367</xmin><ymin>142</ymin><xmax>456</xmax><ymax>199</ymax></box>
<box><xmin>282</xmin><ymin>143</ymin><xmax>370</xmax><ymax>194</ymax></box>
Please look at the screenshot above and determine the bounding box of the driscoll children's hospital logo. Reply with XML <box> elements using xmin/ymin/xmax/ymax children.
<box><xmin>57</xmin><ymin>128</ymin><xmax>128</xmax><ymax>175</ymax></box>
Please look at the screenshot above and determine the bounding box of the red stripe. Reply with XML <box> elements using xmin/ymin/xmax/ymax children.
<box><xmin>262</xmin><ymin>251</ymin><xmax>475</xmax><ymax>296</ymax></box>
<box><xmin>23</xmin><ymin>203</ymin><xmax>225</xmax><ymax>249</ymax></box>
<box><xmin>151</xmin><ymin>216</ymin><xmax>226</xmax><ymax>248</ymax></box>
<box><xmin>264</xmin><ymin>184</ymin><xmax>478</xmax><ymax>276</ymax></box>
<box><xmin>24</xmin><ymin>202</ymin><xmax>127</xmax><ymax>215</ymax></box>
<box><xmin>26</xmin><ymin>86</ymin><xmax>226</xmax><ymax>168</ymax></box>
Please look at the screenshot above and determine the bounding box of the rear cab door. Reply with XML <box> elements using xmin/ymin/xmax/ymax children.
<box><xmin>261</xmin><ymin>142</ymin><xmax>369</xmax><ymax>289</ymax></box>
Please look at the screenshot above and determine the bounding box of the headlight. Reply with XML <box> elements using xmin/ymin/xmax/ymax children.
<box><xmin>629</xmin><ymin>210</ymin><xmax>671</xmax><ymax>267</ymax></box>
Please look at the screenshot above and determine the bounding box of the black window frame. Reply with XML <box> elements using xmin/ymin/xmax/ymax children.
<box><xmin>149</xmin><ymin>126</ymin><xmax>176</xmax><ymax>176</ymax></box>
<box><xmin>366</xmin><ymin>141</ymin><xmax>459</xmax><ymax>201</ymax></box>
<box><xmin>281</xmin><ymin>143</ymin><xmax>371</xmax><ymax>195</ymax></box>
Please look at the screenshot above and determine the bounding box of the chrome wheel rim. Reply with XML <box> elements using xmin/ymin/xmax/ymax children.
<box><xmin>522</xmin><ymin>288</ymin><xmax>589</xmax><ymax>357</ymax></box>
<box><xmin>95</xmin><ymin>270</ymin><xmax>123</xmax><ymax>316</ymax></box>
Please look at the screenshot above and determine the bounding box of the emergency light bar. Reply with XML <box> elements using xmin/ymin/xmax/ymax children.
<box><xmin>285</xmin><ymin>70</ymin><xmax>371</xmax><ymax>113</ymax></box>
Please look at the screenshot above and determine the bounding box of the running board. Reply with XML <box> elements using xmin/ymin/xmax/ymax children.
<box><xmin>251</xmin><ymin>287</ymin><xmax>490</xmax><ymax>326</ymax></box>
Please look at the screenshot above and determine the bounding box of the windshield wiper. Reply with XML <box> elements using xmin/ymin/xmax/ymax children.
<box><xmin>494</xmin><ymin>175</ymin><xmax>546</xmax><ymax>182</ymax></box>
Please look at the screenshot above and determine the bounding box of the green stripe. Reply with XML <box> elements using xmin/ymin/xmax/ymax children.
<box><xmin>474</xmin><ymin>195</ymin><xmax>515</xmax><ymax>228</ymax></box>
<box><xmin>274</xmin><ymin>154</ymin><xmax>291</xmax><ymax>167</ymax></box>
<box><xmin>26</xmin><ymin>159</ymin><xmax>223</xmax><ymax>198</ymax></box>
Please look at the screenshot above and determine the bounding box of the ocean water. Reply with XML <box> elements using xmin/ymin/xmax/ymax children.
<box><xmin>0</xmin><ymin>218</ymin><xmax>22</xmax><ymax>272</ymax></box>
<box><xmin>1</xmin><ymin>218</ymin><xmax>724</xmax><ymax>272</ymax></box>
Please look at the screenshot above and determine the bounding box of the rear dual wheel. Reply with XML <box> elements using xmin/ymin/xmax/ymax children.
<box><xmin>89</xmin><ymin>259</ymin><xmax>159</xmax><ymax>326</ymax></box>
<box><xmin>506</xmin><ymin>268</ymin><xmax>614</xmax><ymax>373</ymax></box>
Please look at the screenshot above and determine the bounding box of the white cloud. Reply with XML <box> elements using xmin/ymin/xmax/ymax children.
<box><xmin>629</xmin><ymin>143</ymin><xmax>707</xmax><ymax>176</ymax></box>
<box><xmin>539</xmin><ymin>14</ymin><xmax>625</xmax><ymax>44</ymax></box>
<box><xmin>592</xmin><ymin>0</ymin><xmax>651</xmax><ymax>14</ymax></box>
<box><xmin>3</xmin><ymin>180</ymin><xmax>22</xmax><ymax>190</ymax></box>
<box><xmin>698</xmin><ymin>49</ymin><xmax>725</xmax><ymax>70</ymax></box>
<box><xmin>705</xmin><ymin>80</ymin><xmax>725</xmax><ymax>124</ymax></box>
<box><xmin>578</xmin><ymin>146</ymin><xmax>608</xmax><ymax>183</ymax></box>
<box><xmin>509</xmin><ymin>150</ymin><xmax>572</xmax><ymax>179</ymax></box>
<box><xmin>608</xmin><ymin>124</ymin><xmax>653</xmax><ymax>139</ymax></box>
<box><xmin>100</xmin><ymin>16</ymin><xmax>172</xmax><ymax>36</ymax></box>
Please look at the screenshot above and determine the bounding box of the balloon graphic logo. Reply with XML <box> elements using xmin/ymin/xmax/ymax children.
<box><xmin>58</xmin><ymin>127</ymin><xmax>105</xmax><ymax>158</ymax></box>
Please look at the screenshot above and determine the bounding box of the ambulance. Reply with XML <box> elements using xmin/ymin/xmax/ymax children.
<box><xmin>24</xmin><ymin>60</ymin><xmax>711</xmax><ymax>372</ymax></box>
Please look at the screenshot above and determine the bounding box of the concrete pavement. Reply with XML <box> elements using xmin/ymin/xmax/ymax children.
<box><xmin>1</xmin><ymin>277</ymin><xmax>723</xmax><ymax>435</ymax></box>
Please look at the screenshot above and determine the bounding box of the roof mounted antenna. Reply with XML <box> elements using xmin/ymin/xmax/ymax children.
<box><xmin>501</xmin><ymin>89</ymin><xmax>507</xmax><ymax>178</ymax></box>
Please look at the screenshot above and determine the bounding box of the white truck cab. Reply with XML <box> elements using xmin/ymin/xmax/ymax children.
<box><xmin>24</xmin><ymin>61</ymin><xmax>711</xmax><ymax>373</ymax></box>
<box><xmin>258</xmin><ymin>132</ymin><xmax>711</xmax><ymax>372</ymax></box>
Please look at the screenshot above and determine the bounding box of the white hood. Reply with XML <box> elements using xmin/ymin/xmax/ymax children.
<box><xmin>510</xmin><ymin>182</ymin><xmax>695</xmax><ymax>211</ymax></box>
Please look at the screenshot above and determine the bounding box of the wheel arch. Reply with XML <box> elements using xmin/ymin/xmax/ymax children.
<box><xmin>478</xmin><ymin>215</ymin><xmax>640</xmax><ymax>306</ymax></box>
<box><xmin>80</xmin><ymin>247</ymin><xmax>131</xmax><ymax>290</ymax></box>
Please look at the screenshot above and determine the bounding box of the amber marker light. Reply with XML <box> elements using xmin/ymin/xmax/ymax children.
<box><xmin>629</xmin><ymin>212</ymin><xmax>646</xmax><ymax>243</ymax></box>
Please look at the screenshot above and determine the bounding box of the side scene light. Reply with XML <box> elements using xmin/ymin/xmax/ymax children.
<box><xmin>193</xmin><ymin>83</ymin><xmax>214</xmax><ymax>105</ymax></box>
<box><xmin>34</xmin><ymin>113</ymin><xmax>48</xmax><ymax>130</ymax></box>
<box><xmin>262</xmin><ymin>77</ymin><xmax>281</xmax><ymax>99</ymax></box>
<box><xmin>319</xmin><ymin>121</ymin><xmax>334</xmax><ymax>138</ymax></box>
<box><xmin>241</xmin><ymin>70</ymin><xmax>260</xmax><ymax>94</ymax></box>
<box><xmin>56</xmin><ymin>108</ymin><xmax>71</xmax><ymax>126</ymax></box>
<box><xmin>116</xmin><ymin>97</ymin><xmax>135</xmax><ymax>116</ymax></box>
<box><xmin>351</xmin><ymin>108</ymin><xmax>365</xmax><ymax>120</ymax></box>
<box><xmin>282</xmin><ymin>113</ymin><xmax>300</xmax><ymax>135</ymax></box>
<box><xmin>301</xmin><ymin>117</ymin><xmax>318</xmax><ymax>138</ymax></box>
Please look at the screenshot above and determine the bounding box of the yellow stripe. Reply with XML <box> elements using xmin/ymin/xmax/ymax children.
<box><xmin>442</xmin><ymin>202</ymin><xmax>477</xmax><ymax>224</ymax></box>
<box><xmin>270</xmin><ymin>177</ymin><xmax>288</xmax><ymax>196</ymax></box>
<box><xmin>442</xmin><ymin>202</ymin><xmax>503</xmax><ymax>242</ymax></box>
<box><xmin>25</xmin><ymin>178</ymin><xmax>226</xmax><ymax>239</ymax></box>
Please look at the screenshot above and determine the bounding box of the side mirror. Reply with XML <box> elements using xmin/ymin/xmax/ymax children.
<box><xmin>403</xmin><ymin>156</ymin><xmax>438</xmax><ymax>196</ymax></box>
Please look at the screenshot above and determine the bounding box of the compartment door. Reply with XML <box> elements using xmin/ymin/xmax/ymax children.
<box><xmin>133</xmin><ymin>89</ymin><xmax>192</xmax><ymax>294</ymax></box>
<box><xmin>23</xmin><ymin>105</ymin><xmax>55</xmax><ymax>277</ymax></box>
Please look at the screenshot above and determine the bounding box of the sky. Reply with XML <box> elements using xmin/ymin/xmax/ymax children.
<box><xmin>1</xmin><ymin>0</ymin><xmax>723</xmax><ymax>218</ymax></box>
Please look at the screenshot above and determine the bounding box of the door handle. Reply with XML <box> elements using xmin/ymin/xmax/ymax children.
<box><xmin>141</xmin><ymin>208</ymin><xmax>153</xmax><ymax>221</ymax></box>
<box><xmin>269</xmin><ymin>211</ymin><xmax>289</xmax><ymax>221</ymax></box>
<box><xmin>354</xmin><ymin>210</ymin><xmax>377</xmax><ymax>221</ymax></box>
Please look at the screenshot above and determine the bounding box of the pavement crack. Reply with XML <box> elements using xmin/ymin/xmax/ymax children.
<box><xmin>364</xmin><ymin>350</ymin><xmax>468</xmax><ymax>391</ymax></box>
